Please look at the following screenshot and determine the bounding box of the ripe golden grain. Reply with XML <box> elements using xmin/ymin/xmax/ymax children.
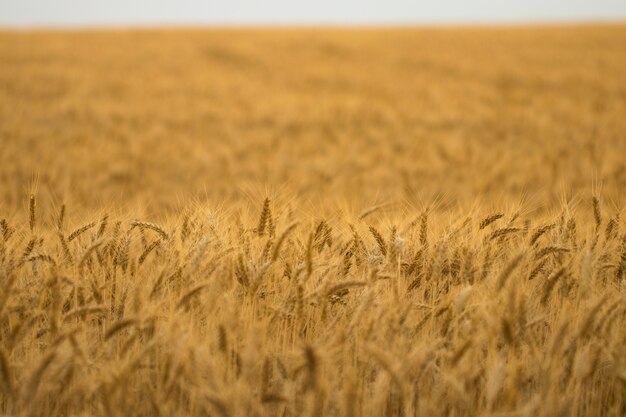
<box><xmin>0</xmin><ymin>27</ymin><xmax>624</xmax><ymax>417</ymax></box>
<box><xmin>67</xmin><ymin>222</ymin><xmax>97</xmax><ymax>242</ymax></box>
<box><xmin>480</xmin><ymin>213</ymin><xmax>504</xmax><ymax>230</ymax></box>
<box><xmin>130</xmin><ymin>221</ymin><xmax>169</xmax><ymax>240</ymax></box>
<box><xmin>28</xmin><ymin>194</ymin><xmax>36</xmax><ymax>233</ymax></box>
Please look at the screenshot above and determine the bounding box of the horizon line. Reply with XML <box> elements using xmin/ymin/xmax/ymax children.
<box><xmin>1</xmin><ymin>18</ymin><xmax>626</xmax><ymax>32</ymax></box>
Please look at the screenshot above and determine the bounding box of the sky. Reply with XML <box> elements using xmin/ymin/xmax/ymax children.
<box><xmin>1</xmin><ymin>0</ymin><xmax>626</xmax><ymax>27</ymax></box>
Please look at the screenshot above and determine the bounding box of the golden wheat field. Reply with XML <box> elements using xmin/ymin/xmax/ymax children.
<box><xmin>0</xmin><ymin>26</ymin><xmax>626</xmax><ymax>417</ymax></box>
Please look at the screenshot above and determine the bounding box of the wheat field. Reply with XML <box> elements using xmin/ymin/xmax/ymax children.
<box><xmin>0</xmin><ymin>26</ymin><xmax>625</xmax><ymax>417</ymax></box>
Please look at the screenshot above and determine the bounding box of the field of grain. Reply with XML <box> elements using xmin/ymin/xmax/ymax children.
<box><xmin>0</xmin><ymin>26</ymin><xmax>625</xmax><ymax>417</ymax></box>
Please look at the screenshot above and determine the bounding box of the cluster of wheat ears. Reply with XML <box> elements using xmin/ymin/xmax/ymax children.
<box><xmin>0</xmin><ymin>193</ymin><xmax>623</xmax><ymax>417</ymax></box>
<box><xmin>1</xmin><ymin>25</ymin><xmax>626</xmax><ymax>417</ymax></box>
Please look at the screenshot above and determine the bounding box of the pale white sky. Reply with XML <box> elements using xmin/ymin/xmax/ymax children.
<box><xmin>1</xmin><ymin>0</ymin><xmax>625</xmax><ymax>27</ymax></box>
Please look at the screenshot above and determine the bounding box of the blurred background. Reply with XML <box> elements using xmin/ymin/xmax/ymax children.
<box><xmin>2</xmin><ymin>0</ymin><xmax>626</xmax><ymax>26</ymax></box>
<box><xmin>1</xmin><ymin>1</ymin><xmax>625</xmax><ymax>218</ymax></box>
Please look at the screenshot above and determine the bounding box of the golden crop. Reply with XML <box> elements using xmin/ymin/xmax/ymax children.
<box><xmin>0</xmin><ymin>26</ymin><xmax>625</xmax><ymax>417</ymax></box>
